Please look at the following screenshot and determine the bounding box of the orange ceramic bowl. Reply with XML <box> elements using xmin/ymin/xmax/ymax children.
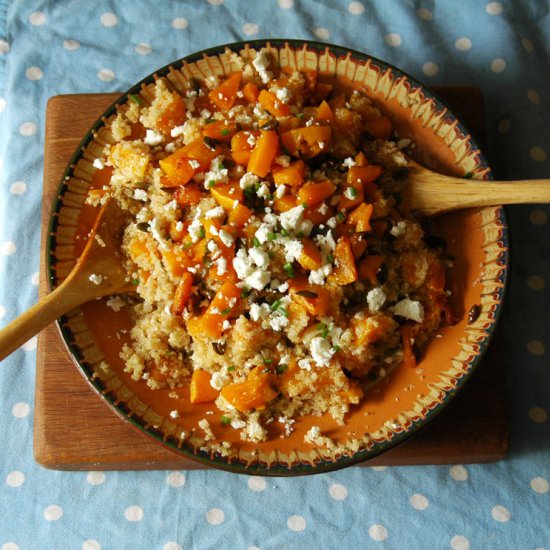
<box><xmin>47</xmin><ymin>40</ymin><xmax>508</xmax><ymax>475</ymax></box>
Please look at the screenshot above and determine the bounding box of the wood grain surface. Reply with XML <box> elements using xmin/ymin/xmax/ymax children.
<box><xmin>34</xmin><ymin>89</ymin><xmax>509</xmax><ymax>470</ymax></box>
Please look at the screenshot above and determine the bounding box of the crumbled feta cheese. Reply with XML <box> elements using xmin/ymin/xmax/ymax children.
<box><xmin>239</xmin><ymin>171</ymin><xmax>259</xmax><ymax>189</ymax></box>
<box><xmin>280</xmin><ymin>205</ymin><xmax>305</xmax><ymax>232</ymax></box>
<box><xmin>326</xmin><ymin>216</ymin><xmax>337</xmax><ymax>229</ymax></box>
<box><xmin>275</xmin><ymin>155</ymin><xmax>291</xmax><ymax>167</ymax></box>
<box><xmin>149</xmin><ymin>217</ymin><xmax>169</xmax><ymax>250</ymax></box>
<box><xmin>252</xmin><ymin>50</ymin><xmax>273</xmax><ymax>84</ymax></box>
<box><xmin>257</xmin><ymin>182</ymin><xmax>270</xmax><ymax>198</ymax></box>
<box><xmin>188</xmin><ymin>218</ymin><xmax>203</xmax><ymax>242</ymax></box>
<box><xmin>367</xmin><ymin>287</ymin><xmax>386</xmax><ymax>312</ymax></box>
<box><xmin>89</xmin><ymin>273</ymin><xmax>103</xmax><ymax>285</ymax></box>
<box><xmin>248</xmin><ymin>247</ymin><xmax>270</xmax><ymax>268</ymax></box>
<box><xmin>207</xmin><ymin>239</ymin><xmax>221</xmax><ymax>258</ymax></box>
<box><xmin>133</xmin><ymin>188</ymin><xmax>148</xmax><ymax>202</ymax></box>
<box><xmin>278</xmin><ymin>282</ymin><xmax>289</xmax><ymax>293</ymax></box>
<box><xmin>164</xmin><ymin>142</ymin><xmax>176</xmax><ymax>153</ymax></box>
<box><xmin>283</xmin><ymin>239</ymin><xmax>303</xmax><ymax>262</ymax></box>
<box><xmin>308</xmin><ymin>264</ymin><xmax>332</xmax><ymax>285</ymax></box>
<box><xmin>298</xmin><ymin>358</ymin><xmax>313</xmax><ymax>370</ymax></box>
<box><xmin>310</xmin><ymin>336</ymin><xmax>335</xmax><ymax>367</ymax></box>
<box><xmin>317</xmin><ymin>202</ymin><xmax>328</xmax><ymax>215</ymax></box>
<box><xmin>169</xmin><ymin>410</ymin><xmax>179</xmax><ymax>419</ymax></box>
<box><xmin>344</xmin><ymin>187</ymin><xmax>357</xmax><ymax>200</ymax></box>
<box><xmin>393</xmin><ymin>298</ymin><xmax>424</xmax><ymax>322</ymax></box>
<box><xmin>215</xmin><ymin>256</ymin><xmax>227</xmax><ymax>275</ymax></box>
<box><xmin>144</xmin><ymin>129</ymin><xmax>164</xmax><ymax>146</ymax></box>
<box><xmin>170</xmin><ymin>125</ymin><xmax>186</xmax><ymax>138</ymax></box>
<box><xmin>269</xmin><ymin>314</ymin><xmax>289</xmax><ymax>332</ymax></box>
<box><xmin>343</xmin><ymin>156</ymin><xmax>356</xmax><ymax>168</ymax></box>
<box><xmin>198</xmin><ymin>418</ymin><xmax>214</xmax><ymax>441</ymax></box>
<box><xmin>390</xmin><ymin>221</ymin><xmax>407</xmax><ymax>237</ymax></box>
<box><xmin>219</xmin><ymin>229</ymin><xmax>234</xmax><ymax>248</ymax></box>
<box><xmin>233</xmin><ymin>248</ymin><xmax>253</xmax><ymax>279</ymax></box>
<box><xmin>93</xmin><ymin>158</ymin><xmax>105</xmax><ymax>170</ymax></box>
<box><xmin>204</xmin><ymin>206</ymin><xmax>225</xmax><ymax>219</ymax></box>
<box><xmin>246</xmin><ymin>133</ymin><xmax>257</xmax><ymax>147</ymax></box>
<box><xmin>188</xmin><ymin>159</ymin><xmax>201</xmax><ymax>170</ymax></box>
<box><xmin>273</xmin><ymin>86</ymin><xmax>291</xmax><ymax>103</ymax></box>
<box><xmin>164</xmin><ymin>199</ymin><xmax>177</xmax><ymax>213</ymax></box>
<box><xmin>231</xmin><ymin>418</ymin><xmax>246</xmax><ymax>430</ymax></box>
<box><xmin>106</xmin><ymin>296</ymin><xmax>125</xmax><ymax>312</ymax></box>
<box><xmin>245</xmin><ymin>269</ymin><xmax>271</xmax><ymax>291</ymax></box>
<box><xmin>210</xmin><ymin>372</ymin><xmax>228</xmax><ymax>391</ymax></box>
<box><xmin>275</xmin><ymin>184</ymin><xmax>287</xmax><ymax>198</ymax></box>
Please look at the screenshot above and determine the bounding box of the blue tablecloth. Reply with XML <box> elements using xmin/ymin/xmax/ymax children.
<box><xmin>1</xmin><ymin>1</ymin><xmax>549</xmax><ymax>548</ymax></box>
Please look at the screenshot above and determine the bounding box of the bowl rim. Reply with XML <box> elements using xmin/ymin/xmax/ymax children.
<box><xmin>46</xmin><ymin>38</ymin><xmax>509</xmax><ymax>475</ymax></box>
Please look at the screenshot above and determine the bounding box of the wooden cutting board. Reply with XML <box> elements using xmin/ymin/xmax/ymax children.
<box><xmin>34</xmin><ymin>88</ymin><xmax>509</xmax><ymax>470</ymax></box>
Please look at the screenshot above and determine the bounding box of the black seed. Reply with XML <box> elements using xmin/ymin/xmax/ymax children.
<box><xmin>136</xmin><ymin>222</ymin><xmax>149</xmax><ymax>232</ymax></box>
<box><xmin>212</xmin><ymin>341</ymin><xmax>226</xmax><ymax>355</ymax></box>
<box><xmin>467</xmin><ymin>304</ymin><xmax>481</xmax><ymax>324</ymax></box>
<box><xmin>425</xmin><ymin>235</ymin><xmax>447</xmax><ymax>250</ymax></box>
<box><xmin>203</xmin><ymin>136</ymin><xmax>219</xmax><ymax>150</ymax></box>
<box><xmin>296</xmin><ymin>290</ymin><xmax>318</xmax><ymax>299</ymax></box>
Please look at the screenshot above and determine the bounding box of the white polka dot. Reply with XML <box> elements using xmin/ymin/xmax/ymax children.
<box><xmin>19</xmin><ymin>122</ymin><xmax>37</xmax><ymax>136</ymax></box>
<box><xmin>12</xmin><ymin>402</ymin><xmax>30</xmax><ymax>418</ymax></box>
<box><xmin>0</xmin><ymin>39</ymin><xmax>10</xmax><ymax>54</ymax></box>
<box><xmin>449</xmin><ymin>465</ymin><xmax>469</xmax><ymax>481</ymax></box>
<box><xmin>486</xmin><ymin>2</ymin><xmax>503</xmax><ymax>15</ymax></box>
<box><xmin>44</xmin><ymin>504</ymin><xmax>63</xmax><ymax>521</ymax></box>
<box><xmin>207</xmin><ymin>0</ymin><xmax>224</xmax><ymax>4</ymax></box>
<box><xmin>385</xmin><ymin>33</ymin><xmax>402</xmax><ymax>47</ymax></box>
<box><xmin>529</xmin><ymin>406</ymin><xmax>548</xmax><ymax>423</ymax></box>
<box><xmin>1</xmin><ymin>241</ymin><xmax>16</xmax><ymax>255</ymax></box>
<box><xmin>527</xmin><ymin>89</ymin><xmax>540</xmax><ymax>104</ymax></box>
<box><xmin>86</xmin><ymin>471</ymin><xmax>105</xmax><ymax>485</ymax></box>
<box><xmin>530</xmin><ymin>209</ymin><xmax>548</xmax><ymax>225</ymax></box>
<box><xmin>29</xmin><ymin>11</ymin><xmax>46</xmax><ymax>25</ymax></box>
<box><xmin>497</xmin><ymin>118</ymin><xmax>511</xmax><ymax>134</ymax></box>
<box><xmin>527</xmin><ymin>275</ymin><xmax>545</xmax><ymax>290</ymax></box>
<box><xmin>409</xmin><ymin>493</ymin><xmax>429</xmax><ymax>510</ymax></box>
<box><xmin>278</xmin><ymin>0</ymin><xmax>293</xmax><ymax>7</ymax></box>
<box><xmin>455</xmin><ymin>37</ymin><xmax>472</xmax><ymax>51</ymax></box>
<box><xmin>450</xmin><ymin>535</ymin><xmax>470</xmax><ymax>550</ymax></box>
<box><xmin>124</xmin><ymin>505</ymin><xmax>144</xmax><ymax>522</ymax></box>
<box><xmin>246</xmin><ymin>547</ymin><xmax>261</xmax><ymax>550</ymax></box>
<box><xmin>0</xmin><ymin>305</ymin><xmax>5</xmax><ymax>319</ymax></box>
<box><xmin>100</xmin><ymin>12</ymin><xmax>118</xmax><ymax>27</ymax></box>
<box><xmin>287</xmin><ymin>515</ymin><xmax>306</xmax><ymax>531</ymax></box>
<box><xmin>527</xmin><ymin>339</ymin><xmax>545</xmax><ymax>356</ymax></box>
<box><xmin>22</xmin><ymin>337</ymin><xmax>37</xmax><ymax>352</ymax></box>
<box><xmin>314</xmin><ymin>27</ymin><xmax>330</xmax><ymax>40</ymax></box>
<box><xmin>368</xmin><ymin>524</ymin><xmax>388</xmax><ymax>541</ymax></box>
<box><xmin>490</xmin><ymin>58</ymin><xmax>506</xmax><ymax>72</ymax></box>
<box><xmin>25</xmin><ymin>66</ymin><xmax>43</xmax><ymax>80</ymax></box>
<box><xmin>0</xmin><ymin>97</ymin><xmax>6</xmax><ymax>112</ymax></box>
<box><xmin>98</xmin><ymin>69</ymin><xmax>115</xmax><ymax>82</ymax></box>
<box><xmin>247</xmin><ymin>476</ymin><xmax>266</xmax><ymax>492</ymax></box>
<box><xmin>82</xmin><ymin>540</ymin><xmax>101</xmax><ymax>550</ymax></box>
<box><xmin>63</xmin><ymin>39</ymin><xmax>80</xmax><ymax>51</ymax></box>
<box><xmin>10</xmin><ymin>181</ymin><xmax>27</xmax><ymax>195</ymax></box>
<box><xmin>135</xmin><ymin>43</ymin><xmax>152</xmax><ymax>56</ymax></box>
<box><xmin>31</xmin><ymin>272</ymin><xmax>39</xmax><ymax>286</ymax></box>
<box><xmin>329</xmin><ymin>483</ymin><xmax>348</xmax><ymax>500</ymax></box>
<box><xmin>491</xmin><ymin>504</ymin><xmax>511</xmax><ymax>522</ymax></box>
<box><xmin>163</xmin><ymin>543</ymin><xmax>182</xmax><ymax>550</ymax></box>
<box><xmin>167</xmin><ymin>471</ymin><xmax>186</xmax><ymax>487</ymax></box>
<box><xmin>2</xmin><ymin>544</ymin><xmax>20</xmax><ymax>550</ymax></box>
<box><xmin>417</xmin><ymin>8</ymin><xmax>433</xmax><ymax>20</ymax></box>
<box><xmin>206</xmin><ymin>508</ymin><xmax>225</xmax><ymax>525</ymax></box>
<box><xmin>371</xmin><ymin>466</ymin><xmax>387</xmax><ymax>471</ymax></box>
<box><xmin>422</xmin><ymin>62</ymin><xmax>439</xmax><ymax>76</ymax></box>
<box><xmin>172</xmin><ymin>17</ymin><xmax>188</xmax><ymax>29</ymax></box>
<box><xmin>521</xmin><ymin>37</ymin><xmax>534</xmax><ymax>53</ymax></box>
<box><xmin>6</xmin><ymin>471</ymin><xmax>25</xmax><ymax>487</ymax></box>
<box><xmin>529</xmin><ymin>146</ymin><xmax>547</xmax><ymax>162</ymax></box>
<box><xmin>348</xmin><ymin>1</ymin><xmax>365</xmax><ymax>15</ymax></box>
<box><xmin>530</xmin><ymin>476</ymin><xmax>549</xmax><ymax>494</ymax></box>
<box><xmin>242</xmin><ymin>23</ymin><xmax>259</xmax><ymax>36</ymax></box>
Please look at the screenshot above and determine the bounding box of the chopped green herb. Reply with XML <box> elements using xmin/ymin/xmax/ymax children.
<box><xmin>131</xmin><ymin>278</ymin><xmax>139</xmax><ymax>285</ymax></box>
<box><xmin>263</xmin><ymin>357</ymin><xmax>273</xmax><ymax>365</ymax></box>
<box><xmin>296</xmin><ymin>231</ymin><xmax>304</xmax><ymax>238</ymax></box>
<box><xmin>349</xmin><ymin>187</ymin><xmax>358</xmax><ymax>198</ymax></box>
<box><xmin>241</xmin><ymin>287</ymin><xmax>251</xmax><ymax>298</ymax></box>
<box><xmin>220</xmin><ymin>415</ymin><xmax>231</xmax><ymax>425</ymax></box>
<box><xmin>280</xmin><ymin>228</ymin><xmax>289</xmax><ymax>237</ymax></box>
<box><xmin>317</xmin><ymin>323</ymin><xmax>329</xmax><ymax>339</ymax></box>
<box><xmin>276</xmin><ymin>364</ymin><xmax>288</xmax><ymax>374</ymax></box>
<box><xmin>333</xmin><ymin>344</ymin><xmax>341</xmax><ymax>352</ymax></box>
<box><xmin>301</xmin><ymin>202</ymin><xmax>309</xmax><ymax>208</ymax></box>
<box><xmin>129</xmin><ymin>94</ymin><xmax>142</xmax><ymax>104</ymax></box>
<box><xmin>277</xmin><ymin>307</ymin><xmax>288</xmax><ymax>317</ymax></box>
<box><xmin>221</xmin><ymin>128</ymin><xmax>231</xmax><ymax>136</ymax></box>
<box><xmin>207</xmin><ymin>180</ymin><xmax>216</xmax><ymax>188</ymax></box>
<box><xmin>268</xmin><ymin>232</ymin><xmax>277</xmax><ymax>241</ymax></box>
<box><xmin>198</xmin><ymin>228</ymin><xmax>206</xmax><ymax>239</ymax></box>
<box><xmin>270</xmin><ymin>299</ymin><xmax>281</xmax><ymax>311</ymax></box>
<box><xmin>326</xmin><ymin>253</ymin><xmax>334</xmax><ymax>263</ymax></box>
<box><xmin>284</xmin><ymin>262</ymin><xmax>295</xmax><ymax>278</ymax></box>
<box><xmin>227</xmin><ymin>365</ymin><xmax>236</xmax><ymax>372</ymax></box>
<box><xmin>337</xmin><ymin>211</ymin><xmax>346</xmax><ymax>222</ymax></box>
<box><xmin>253</xmin><ymin>237</ymin><xmax>261</xmax><ymax>247</ymax></box>
<box><xmin>182</xmin><ymin>241</ymin><xmax>195</xmax><ymax>250</ymax></box>
<box><xmin>221</xmin><ymin>307</ymin><xmax>232</xmax><ymax>315</ymax></box>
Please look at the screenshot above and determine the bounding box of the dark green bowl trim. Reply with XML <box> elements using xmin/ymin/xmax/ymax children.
<box><xmin>47</xmin><ymin>39</ymin><xmax>509</xmax><ymax>476</ymax></box>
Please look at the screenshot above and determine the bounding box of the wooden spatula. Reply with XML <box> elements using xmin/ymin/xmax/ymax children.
<box><xmin>0</xmin><ymin>200</ymin><xmax>132</xmax><ymax>361</ymax></box>
<box><xmin>405</xmin><ymin>161</ymin><xmax>550</xmax><ymax>216</ymax></box>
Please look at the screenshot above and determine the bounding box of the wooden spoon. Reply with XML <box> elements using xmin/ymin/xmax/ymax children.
<box><xmin>0</xmin><ymin>200</ymin><xmax>133</xmax><ymax>361</ymax></box>
<box><xmin>405</xmin><ymin>161</ymin><xmax>550</xmax><ymax>216</ymax></box>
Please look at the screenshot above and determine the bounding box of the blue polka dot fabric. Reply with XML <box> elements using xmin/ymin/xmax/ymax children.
<box><xmin>1</xmin><ymin>1</ymin><xmax>549</xmax><ymax>548</ymax></box>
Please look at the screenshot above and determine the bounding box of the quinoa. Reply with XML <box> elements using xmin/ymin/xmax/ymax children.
<box><xmin>89</xmin><ymin>50</ymin><xmax>452</xmax><ymax>444</ymax></box>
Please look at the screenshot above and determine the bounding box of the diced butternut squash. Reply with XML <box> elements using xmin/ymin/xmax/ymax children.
<box><xmin>242</xmin><ymin>81</ymin><xmax>259</xmax><ymax>103</ymax></box>
<box><xmin>348</xmin><ymin>164</ymin><xmax>383</xmax><ymax>185</ymax></box>
<box><xmin>162</xmin><ymin>247</ymin><xmax>190</xmax><ymax>278</ymax></box>
<box><xmin>156</xmin><ymin>94</ymin><xmax>186</xmax><ymax>134</ymax></box>
<box><xmin>348</xmin><ymin>202</ymin><xmax>374</xmax><ymax>232</ymax></box>
<box><xmin>316</xmin><ymin>100</ymin><xmax>333</xmax><ymax>122</ymax></box>
<box><xmin>172</xmin><ymin>272</ymin><xmax>193</xmax><ymax>315</ymax></box>
<box><xmin>352</xmin><ymin>314</ymin><xmax>396</xmax><ymax>346</ymax></box>
<box><xmin>208</xmin><ymin>72</ymin><xmax>242</xmax><ymax>111</ymax></box>
<box><xmin>358</xmin><ymin>255</ymin><xmax>383</xmax><ymax>284</ymax></box>
<box><xmin>247</xmin><ymin>130</ymin><xmax>279</xmax><ymax>177</ymax></box>
<box><xmin>339</xmin><ymin>180</ymin><xmax>364</xmax><ymax>211</ymax></box>
<box><xmin>128</xmin><ymin>237</ymin><xmax>149</xmax><ymax>260</ymax></box>
<box><xmin>272</xmin><ymin>160</ymin><xmax>305</xmax><ymax>188</ymax></box>
<box><xmin>202</xmin><ymin>120</ymin><xmax>238</xmax><ymax>141</ymax></box>
<box><xmin>231</xmin><ymin>130</ymin><xmax>258</xmax><ymax>165</ymax></box>
<box><xmin>330</xmin><ymin>236</ymin><xmax>358</xmax><ymax>285</ymax></box>
<box><xmin>354</xmin><ymin>151</ymin><xmax>368</xmax><ymax>166</ymax></box>
<box><xmin>190</xmin><ymin>369</ymin><xmax>219</xmax><ymax>404</ymax></box>
<box><xmin>289</xmin><ymin>280</ymin><xmax>331</xmax><ymax>316</ymax></box>
<box><xmin>220</xmin><ymin>369</ymin><xmax>278</xmax><ymax>412</ymax></box>
<box><xmin>297</xmin><ymin>180</ymin><xmax>336</xmax><ymax>208</ymax></box>
<box><xmin>210</xmin><ymin>183</ymin><xmax>243</xmax><ymax>210</ymax></box>
<box><xmin>258</xmin><ymin>89</ymin><xmax>291</xmax><ymax>117</ymax></box>
<box><xmin>173</xmin><ymin>183</ymin><xmax>203</xmax><ymax>206</ymax></box>
<box><xmin>280</xmin><ymin>125</ymin><xmax>332</xmax><ymax>158</ymax></box>
<box><xmin>273</xmin><ymin>194</ymin><xmax>297</xmax><ymax>213</ymax></box>
<box><xmin>297</xmin><ymin>238</ymin><xmax>323</xmax><ymax>271</ymax></box>
<box><xmin>401</xmin><ymin>324</ymin><xmax>416</xmax><ymax>369</ymax></box>
<box><xmin>228</xmin><ymin>202</ymin><xmax>253</xmax><ymax>228</ymax></box>
<box><xmin>109</xmin><ymin>142</ymin><xmax>150</xmax><ymax>181</ymax></box>
<box><xmin>349</xmin><ymin>233</ymin><xmax>367</xmax><ymax>259</ymax></box>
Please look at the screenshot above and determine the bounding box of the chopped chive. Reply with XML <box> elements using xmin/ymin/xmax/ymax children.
<box><xmin>337</xmin><ymin>211</ymin><xmax>346</xmax><ymax>222</ymax></box>
<box><xmin>270</xmin><ymin>299</ymin><xmax>281</xmax><ymax>311</ymax></box>
<box><xmin>241</xmin><ymin>287</ymin><xmax>251</xmax><ymax>298</ymax></box>
<box><xmin>301</xmin><ymin>202</ymin><xmax>309</xmax><ymax>208</ymax></box>
<box><xmin>277</xmin><ymin>307</ymin><xmax>288</xmax><ymax>317</ymax></box>
<box><xmin>280</xmin><ymin>228</ymin><xmax>289</xmax><ymax>237</ymax></box>
<box><xmin>297</xmin><ymin>112</ymin><xmax>305</xmax><ymax>119</ymax></box>
<box><xmin>276</xmin><ymin>364</ymin><xmax>288</xmax><ymax>374</ymax></box>
<box><xmin>263</xmin><ymin>357</ymin><xmax>273</xmax><ymax>364</ymax></box>
<box><xmin>283</xmin><ymin>262</ymin><xmax>295</xmax><ymax>278</ymax></box>
<box><xmin>220</xmin><ymin>307</ymin><xmax>232</xmax><ymax>315</ymax></box>
<box><xmin>349</xmin><ymin>187</ymin><xmax>358</xmax><ymax>198</ymax></box>
<box><xmin>182</xmin><ymin>241</ymin><xmax>195</xmax><ymax>250</ymax></box>
<box><xmin>131</xmin><ymin>278</ymin><xmax>139</xmax><ymax>285</ymax></box>
<box><xmin>317</xmin><ymin>323</ymin><xmax>329</xmax><ymax>339</ymax></box>
<box><xmin>129</xmin><ymin>94</ymin><xmax>142</xmax><ymax>104</ymax></box>
<box><xmin>198</xmin><ymin>227</ymin><xmax>206</xmax><ymax>238</ymax></box>
<box><xmin>221</xmin><ymin>128</ymin><xmax>231</xmax><ymax>136</ymax></box>
<box><xmin>253</xmin><ymin>237</ymin><xmax>261</xmax><ymax>247</ymax></box>
<box><xmin>267</xmin><ymin>232</ymin><xmax>277</xmax><ymax>241</ymax></box>
<box><xmin>220</xmin><ymin>415</ymin><xmax>231</xmax><ymax>425</ymax></box>
<box><xmin>296</xmin><ymin>231</ymin><xmax>304</xmax><ymax>238</ymax></box>
<box><xmin>326</xmin><ymin>253</ymin><xmax>334</xmax><ymax>263</ymax></box>
<box><xmin>227</xmin><ymin>365</ymin><xmax>236</xmax><ymax>372</ymax></box>
<box><xmin>333</xmin><ymin>344</ymin><xmax>341</xmax><ymax>352</ymax></box>
<box><xmin>208</xmin><ymin>180</ymin><xmax>216</xmax><ymax>188</ymax></box>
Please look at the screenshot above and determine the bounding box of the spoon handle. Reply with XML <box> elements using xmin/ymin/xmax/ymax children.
<box><xmin>0</xmin><ymin>277</ymin><xmax>85</xmax><ymax>361</ymax></box>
